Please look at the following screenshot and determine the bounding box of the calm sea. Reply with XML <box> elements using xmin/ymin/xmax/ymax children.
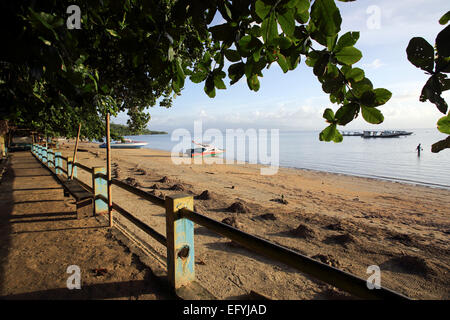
<box><xmin>125</xmin><ymin>128</ymin><xmax>450</xmax><ymax>189</ymax></box>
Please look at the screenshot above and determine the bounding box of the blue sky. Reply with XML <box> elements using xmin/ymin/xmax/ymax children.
<box><xmin>113</xmin><ymin>0</ymin><xmax>450</xmax><ymax>132</ymax></box>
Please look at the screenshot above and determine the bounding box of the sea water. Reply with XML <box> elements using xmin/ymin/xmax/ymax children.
<box><xmin>125</xmin><ymin>128</ymin><xmax>450</xmax><ymax>189</ymax></box>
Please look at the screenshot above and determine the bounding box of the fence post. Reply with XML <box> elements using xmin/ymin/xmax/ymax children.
<box><xmin>38</xmin><ymin>145</ymin><xmax>42</xmax><ymax>160</ymax></box>
<box><xmin>92</xmin><ymin>167</ymin><xmax>108</xmax><ymax>215</ymax></box>
<box><xmin>165</xmin><ymin>194</ymin><xmax>195</xmax><ymax>289</ymax></box>
<box><xmin>43</xmin><ymin>147</ymin><xmax>47</xmax><ymax>165</ymax></box>
<box><xmin>55</xmin><ymin>152</ymin><xmax>62</xmax><ymax>175</ymax></box>
<box><xmin>67</xmin><ymin>156</ymin><xmax>76</xmax><ymax>179</ymax></box>
<box><xmin>48</xmin><ymin>149</ymin><xmax>53</xmax><ymax>168</ymax></box>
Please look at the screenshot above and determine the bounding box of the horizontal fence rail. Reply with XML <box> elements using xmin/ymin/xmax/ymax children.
<box><xmin>74</xmin><ymin>162</ymin><xmax>93</xmax><ymax>173</ymax></box>
<box><xmin>29</xmin><ymin>144</ymin><xmax>409</xmax><ymax>300</ymax></box>
<box><xmin>110</xmin><ymin>177</ymin><xmax>165</xmax><ymax>207</ymax></box>
<box><xmin>179</xmin><ymin>208</ymin><xmax>407</xmax><ymax>300</ymax></box>
<box><xmin>112</xmin><ymin>202</ymin><xmax>167</xmax><ymax>246</ymax></box>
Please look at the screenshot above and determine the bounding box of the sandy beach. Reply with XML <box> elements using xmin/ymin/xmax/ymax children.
<box><xmin>58</xmin><ymin>140</ymin><xmax>450</xmax><ymax>299</ymax></box>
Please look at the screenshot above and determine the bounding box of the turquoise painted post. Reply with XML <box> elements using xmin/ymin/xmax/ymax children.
<box><xmin>165</xmin><ymin>194</ymin><xmax>195</xmax><ymax>289</ymax></box>
<box><xmin>55</xmin><ymin>152</ymin><xmax>62</xmax><ymax>175</ymax></box>
<box><xmin>38</xmin><ymin>145</ymin><xmax>42</xmax><ymax>160</ymax></box>
<box><xmin>48</xmin><ymin>149</ymin><xmax>53</xmax><ymax>168</ymax></box>
<box><xmin>67</xmin><ymin>156</ymin><xmax>77</xmax><ymax>179</ymax></box>
<box><xmin>92</xmin><ymin>167</ymin><xmax>108</xmax><ymax>215</ymax></box>
<box><xmin>43</xmin><ymin>147</ymin><xmax>47</xmax><ymax>165</ymax></box>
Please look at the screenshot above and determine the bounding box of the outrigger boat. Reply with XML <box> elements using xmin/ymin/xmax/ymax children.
<box><xmin>99</xmin><ymin>138</ymin><xmax>148</xmax><ymax>149</ymax></box>
<box><xmin>362</xmin><ymin>130</ymin><xmax>413</xmax><ymax>138</ymax></box>
<box><xmin>187</xmin><ymin>140</ymin><xmax>225</xmax><ymax>158</ymax></box>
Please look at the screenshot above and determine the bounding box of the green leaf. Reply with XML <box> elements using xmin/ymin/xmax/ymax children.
<box><xmin>436</xmin><ymin>25</ymin><xmax>450</xmax><ymax>58</ymax></box>
<box><xmin>255</xmin><ymin>0</ymin><xmax>272</xmax><ymax>20</ymax></box>
<box><xmin>190</xmin><ymin>72</ymin><xmax>207</xmax><ymax>83</ymax></box>
<box><xmin>373</xmin><ymin>88</ymin><xmax>392</xmax><ymax>106</ymax></box>
<box><xmin>406</xmin><ymin>37</ymin><xmax>435</xmax><ymax>72</ymax></box>
<box><xmin>310</xmin><ymin>0</ymin><xmax>342</xmax><ymax>37</ymax></box>
<box><xmin>277</xmin><ymin>9</ymin><xmax>295</xmax><ymax>37</ymax></box>
<box><xmin>276</xmin><ymin>53</ymin><xmax>289</xmax><ymax>73</ymax></box>
<box><xmin>335</xmin><ymin>102</ymin><xmax>359</xmax><ymax>125</ymax></box>
<box><xmin>334</xmin><ymin>46</ymin><xmax>362</xmax><ymax>65</ymax></box>
<box><xmin>439</xmin><ymin>11</ymin><xmax>450</xmax><ymax>25</ymax></box>
<box><xmin>247</xmin><ymin>74</ymin><xmax>260</xmax><ymax>91</ymax></box>
<box><xmin>323</xmin><ymin>108</ymin><xmax>335</xmax><ymax>123</ymax></box>
<box><xmin>261</xmin><ymin>12</ymin><xmax>278</xmax><ymax>44</ymax></box>
<box><xmin>420</xmin><ymin>76</ymin><xmax>448</xmax><ymax>113</ymax></box>
<box><xmin>209</xmin><ymin>23</ymin><xmax>235</xmax><ymax>42</ymax></box>
<box><xmin>351</xmin><ymin>77</ymin><xmax>373</xmax><ymax>98</ymax></box>
<box><xmin>343</xmin><ymin>67</ymin><xmax>364</xmax><ymax>82</ymax></box>
<box><xmin>106</xmin><ymin>29</ymin><xmax>120</xmax><ymax>38</ymax></box>
<box><xmin>204</xmin><ymin>74</ymin><xmax>216</xmax><ymax>98</ymax></box>
<box><xmin>334</xmin><ymin>31</ymin><xmax>360</xmax><ymax>52</ymax></box>
<box><xmin>239</xmin><ymin>35</ymin><xmax>253</xmax><ymax>53</ymax></box>
<box><xmin>437</xmin><ymin>113</ymin><xmax>450</xmax><ymax>134</ymax></box>
<box><xmin>361</xmin><ymin>106</ymin><xmax>384</xmax><ymax>124</ymax></box>
<box><xmin>228</xmin><ymin>62</ymin><xmax>245</xmax><ymax>85</ymax></box>
<box><xmin>319</xmin><ymin>124</ymin><xmax>342</xmax><ymax>142</ymax></box>
<box><xmin>213</xmin><ymin>71</ymin><xmax>227</xmax><ymax>89</ymax></box>
<box><xmin>224</xmin><ymin>49</ymin><xmax>241</xmax><ymax>62</ymax></box>
<box><xmin>168</xmin><ymin>47</ymin><xmax>175</xmax><ymax>62</ymax></box>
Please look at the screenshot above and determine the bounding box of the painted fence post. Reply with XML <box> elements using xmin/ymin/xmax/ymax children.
<box><xmin>92</xmin><ymin>167</ymin><xmax>108</xmax><ymax>215</ymax></box>
<box><xmin>55</xmin><ymin>152</ymin><xmax>62</xmax><ymax>175</ymax></box>
<box><xmin>67</xmin><ymin>156</ymin><xmax>77</xmax><ymax>179</ymax></box>
<box><xmin>165</xmin><ymin>194</ymin><xmax>195</xmax><ymax>289</ymax></box>
<box><xmin>38</xmin><ymin>145</ymin><xmax>42</xmax><ymax>160</ymax></box>
<box><xmin>48</xmin><ymin>149</ymin><xmax>53</xmax><ymax>168</ymax></box>
<box><xmin>43</xmin><ymin>147</ymin><xmax>47</xmax><ymax>165</ymax></box>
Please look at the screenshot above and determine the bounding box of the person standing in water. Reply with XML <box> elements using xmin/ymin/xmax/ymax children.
<box><xmin>416</xmin><ymin>143</ymin><xmax>423</xmax><ymax>157</ymax></box>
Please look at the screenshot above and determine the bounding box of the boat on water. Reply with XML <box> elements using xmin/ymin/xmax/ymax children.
<box><xmin>187</xmin><ymin>140</ymin><xmax>225</xmax><ymax>158</ymax></box>
<box><xmin>362</xmin><ymin>130</ymin><xmax>413</xmax><ymax>138</ymax></box>
<box><xmin>99</xmin><ymin>138</ymin><xmax>148</xmax><ymax>149</ymax></box>
<box><xmin>342</xmin><ymin>131</ymin><xmax>363</xmax><ymax>136</ymax></box>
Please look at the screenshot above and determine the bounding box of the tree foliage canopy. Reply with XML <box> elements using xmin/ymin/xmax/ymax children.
<box><xmin>1</xmin><ymin>0</ymin><xmax>398</xmax><ymax>142</ymax></box>
<box><xmin>406</xmin><ymin>11</ymin><xmax>450</xmax><ymax>153</ymax></box>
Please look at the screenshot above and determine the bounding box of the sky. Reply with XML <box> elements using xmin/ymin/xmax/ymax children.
<box><xmin>113</xmin><ymin>0</ymin><xmax>450</xmax><ymax>133</ymax></box>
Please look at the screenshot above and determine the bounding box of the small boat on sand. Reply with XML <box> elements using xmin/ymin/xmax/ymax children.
<box><xmin>187</xmin><ymin>140</ymin><xmax>225</xmax><ymax>158</ymax></box>
<box><xmin>99</xmin><ymin>138</ymin><xmax>148</xmax><ymax>149</ymax></box>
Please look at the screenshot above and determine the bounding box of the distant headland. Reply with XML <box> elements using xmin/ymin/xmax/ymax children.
<box><xmin>111</xmin><ymin>123</ymin><xmax>168</xmax><ymax>136</ymax></box>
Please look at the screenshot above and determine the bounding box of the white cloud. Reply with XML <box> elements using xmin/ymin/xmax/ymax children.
<box><xmin>363</xmin><ymin>58</ymin><xmax>385</xmax><ymax>70</ymax></box>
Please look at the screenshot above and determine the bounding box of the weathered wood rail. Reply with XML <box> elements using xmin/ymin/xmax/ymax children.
<box><xmin>31</xmin><ymin>143</ymin><xmax>408</xmax><ymax>300</ymax></box>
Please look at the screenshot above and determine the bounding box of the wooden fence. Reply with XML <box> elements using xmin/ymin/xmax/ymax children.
<box><xmin>31</xmin><ymin>143</ymin><xmax>408</xmax><ymax>300</ymax></box>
